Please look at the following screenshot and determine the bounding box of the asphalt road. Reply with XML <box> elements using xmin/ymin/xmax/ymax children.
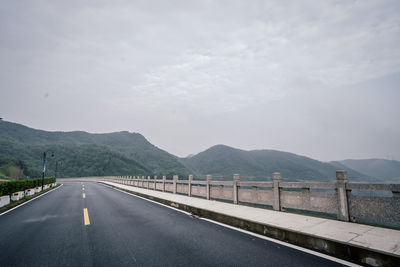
<box><xmin>0</xmin><ymin>182</ymin><xmax>347</xmax><ymax>267</ymax></box>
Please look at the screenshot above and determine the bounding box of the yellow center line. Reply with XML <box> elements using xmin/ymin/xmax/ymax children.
<box><xmin>82</xmin><ymin>193</ymin><xmax>86</xmax><ymax>199</ymax></box>
<box><xmin>83</xmin><ymin>208</ymin><xmax>90</xmax><ymax>225</ymax></box>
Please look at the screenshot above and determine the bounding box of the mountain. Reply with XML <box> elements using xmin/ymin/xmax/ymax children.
<box><xmin>0</xmin><ymin>120</ymin><xmax>390</xmax><ymax>182</ymax></box>
<box><xmin>180</xmin><ymin>145</ymin><xmax>370</xmax><ymax>181</ymax></box>
<box><xmin>337</xmin><ymin>159</ymin><xmax>400</xmax><ymax>182</ymax></box>
<box><xmin>0</xmin><ymin>120</ymin><xmax>190</xmax><ymax>178</ymax></box>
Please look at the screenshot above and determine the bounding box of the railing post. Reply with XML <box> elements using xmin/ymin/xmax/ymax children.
<box><xmin>162</xmin><ymin>175</ymin><xmax>166</xmax><ymax>192</ymax></box>
<box><xmin>188</xmin><ymin>175</ymin><xmax>193</xmax><ymax>197</ymax></box>
<box><xmin>302</xmin><ymin>187</ymin><xmax>311</xmax><ymax>210</ymax></box>
<box><xmin>154</xmin><ymin>176</ymin><xmax>157</xmax><ymax>190</ymax></box>
<box><xmin>206</xmin><ymin>175</ymin><xmax>212</xmax><ymax>200</ymax></box>
<box><xmin>336</xmin><ymin>170</ymin><xmax>349</xmax><ymax>221</ymax></box>
<box><xmin>173</xmin><ymin>175</ymin><xmax>178</xmax><ymax>194</ymax></box>
<box><xmin>233</xmin><ymin>174</ymin><xmax>240</xmax><ymax>204</ymax></box>
<box><xmin>141</xmin><ymin>176</ymin><xmax>145</xmax><ymax>188</ymax></box>
<box><xmin>273</xmin><ymin>172</ymin><xmax>281</xmax><ymax>211</ymax></box>
<box><xmin>147</xmin><ymin>176</ymin><xmax>151</xmax><ymax>189</ymax></box>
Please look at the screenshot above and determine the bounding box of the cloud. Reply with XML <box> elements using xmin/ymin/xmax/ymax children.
<box><xmin>0</xmin><ymin>0</ymin><xmax>399</xmax><ymax>160</ymax></box>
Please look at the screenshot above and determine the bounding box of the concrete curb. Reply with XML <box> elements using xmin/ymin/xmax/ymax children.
<box><xmin>100</xmin><ymin>182</ymin><xmax>400</xmax><ymax>267</ymax></box>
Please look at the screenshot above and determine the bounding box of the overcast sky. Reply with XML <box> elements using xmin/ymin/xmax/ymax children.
<box><xmin>1</xmin><ymin>0</ymin><xmax>399</xmax><ymax>161</ymax></box>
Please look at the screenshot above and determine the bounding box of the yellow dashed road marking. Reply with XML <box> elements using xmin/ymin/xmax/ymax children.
<box><xmin>82</xmin><ymin>193</ymin><xmax>86</xmax><ymax>199</ymax></box>
<box><xmin>83</xmin><ymin>208</ymin><xmax>90</xmax><ymax>225</ymax></box>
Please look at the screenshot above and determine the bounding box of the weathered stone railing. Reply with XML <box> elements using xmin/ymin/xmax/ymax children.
<box><xmin>108</xmin><ymin>171</ymin><xmax>400</xmax><ymax>228</ymax></box>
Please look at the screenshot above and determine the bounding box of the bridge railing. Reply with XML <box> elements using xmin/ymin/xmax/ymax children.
<box><xmin>107</xmin><ymin>171</ymin><xmax>400</xmax><ymax>229</ymax></box>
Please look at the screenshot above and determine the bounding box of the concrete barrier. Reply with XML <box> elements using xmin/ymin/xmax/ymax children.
<box><xmin>11</xmin><ymin>191</ymin><xmax>24</xmax><ymax>201</ymax></box>
<box><xmin>35</xmin><ymin>187</ymin><xmax>42</xmax><ymax>193</ymax></box>
<box><xmin>25</xmin><ymin>188</ymin><xmax>35</xmax><ymax>196</ymax></box>
<box><xmin>0</xmin><ymin>195</ymin><xmax>10</xmax><ymax>208</ymax></box>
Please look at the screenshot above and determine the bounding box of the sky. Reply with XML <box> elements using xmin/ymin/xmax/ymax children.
<box><xmin>1</xmin><ymin>0</ymin><xmax>399</xmax><ymax>161</ymax></box>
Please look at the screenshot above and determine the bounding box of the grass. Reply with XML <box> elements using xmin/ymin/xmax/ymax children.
<box><xmin>0</xmin><ymin>184</ymin><xmax>60</xmax><ymax>214</ymax></box>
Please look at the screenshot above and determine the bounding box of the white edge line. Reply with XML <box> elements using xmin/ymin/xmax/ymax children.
<box><xmin>99</xmin><ymin>182</ymin><xmax>191</xmax><ymax>215</ymax></box>
<box><xmin>99</xmin><ymin>182</ymin><xmax>360</xmax><ymax>267</ymax></box>
<box><xmin>0</xmin><ymin>184</ymin><xmax>64</xmax><ymax>217</ymax></box>
<box><xmin>199</xmin><ymin>218</ymin><xmax>361</xmax><ymax>267</ymax></box>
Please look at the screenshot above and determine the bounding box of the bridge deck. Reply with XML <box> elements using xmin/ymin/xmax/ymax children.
<box><xmin>101</xmin><ymin>180</ymin><xmax>400</xmax><ymax>266</ymax></box>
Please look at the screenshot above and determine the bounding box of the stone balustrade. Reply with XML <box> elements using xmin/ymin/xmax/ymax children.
<box><xmin>62</xmin><ymin>172</ymin><xmax>400</xmax><ymax>228</ymax></box>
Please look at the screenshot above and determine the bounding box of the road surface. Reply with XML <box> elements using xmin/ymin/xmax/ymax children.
<box><xmin>0</xmin><ymin>182</ymin><xmax>348</xmax><ymax>266</ymax></box>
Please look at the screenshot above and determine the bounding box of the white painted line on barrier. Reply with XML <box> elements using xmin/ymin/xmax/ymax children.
<box><xmin>0</xmin><ymin>184</ymin><xmax>63</xmax><ymax>217</ymax></box>
<box><xmin>99</xmin><ymin>182</ymin><xmax>360</xmax><ymax>266</ymax></box>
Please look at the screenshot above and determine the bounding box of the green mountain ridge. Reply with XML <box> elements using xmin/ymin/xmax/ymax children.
<box><xmin>179</xmin><ymin>144</ymin><xmax>371</xmax><ymax>181</ymax></box>
<box><xmin>338</xmin><ymin>159</ymin><xmax>400</xmax><ymax>182</ymax></box>
<box><xmin>0</xmin><ymin>121</ymin><xmax>189</xmax><ymax>178</ymax></box>
<box><xmin>1</xmin><ymin>120</ymin><xmax>398</xmax><ymax>182</ymax></box>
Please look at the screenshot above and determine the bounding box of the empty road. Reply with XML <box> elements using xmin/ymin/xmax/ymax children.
<box><xmin>0</xmin><ymin>182</ymin><xmax>349</xmax><ymax>266</ymax></box>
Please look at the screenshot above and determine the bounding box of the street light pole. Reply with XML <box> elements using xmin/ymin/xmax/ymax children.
<box><xmin>41</xmin><ymin>151</ymin><xmax>54</xmax><ymax>187</ymax></box>
<box><xmin>42</xmin><ymin>152</ymin><xmax>46</xmax><ymax>187</ymax></box>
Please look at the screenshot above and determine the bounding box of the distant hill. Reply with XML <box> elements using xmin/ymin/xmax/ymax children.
<box><xmin>180</xmin><ymin>145</ymin><xmax>370</xmax><ymax>181</ymax></box>
<box><xmin>1</xmin><ymin>120</ymin><xmax>393</xmax><ymax>182</ymax></box>
<box><xmin>0</xmin><ymin>120</ymin><xmax>190</xmax><ymax>178</ymax></box>
<box><xmin>337</xmin><ymin>159</ymin><xmax>400</xmax><ymax>182</ymax></box>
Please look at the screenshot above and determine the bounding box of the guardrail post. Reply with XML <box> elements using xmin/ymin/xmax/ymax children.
<box><xmin>188</xmin><ymin>175</ymin><xmax>193</xmax><ymax>197</ymax></box>
<box><xmin>336</xmin><ymin>170</ymin><xmax>349</xmax><ymax>221</ymax></box>
<box><xmin>206</xmin><ymin>175</ymin><xmax>212</xmax><ymax>200</ymax></box>
<box><xmin>162</xmin><ymin>176</ymin><xmax>166</xmax><ymax>192</ymax></box>
<box><xmin>154</xmin><ymin>176</ymin><xmax>157</xmax><ymax>190</ymax></box>
<box><xmin>233</xmin><ymin>174</ymin><xmax>240</xmax><ymax>204</ymax></box>
<box><xmin>273</xmin><ymin>172</ymin><xmax>281</xmax><ymax>211</ymax></box>
<box><xmin>173</xmin><ymin>175</ymin><xmax>178</xmax><ymax>194</ymax></box>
